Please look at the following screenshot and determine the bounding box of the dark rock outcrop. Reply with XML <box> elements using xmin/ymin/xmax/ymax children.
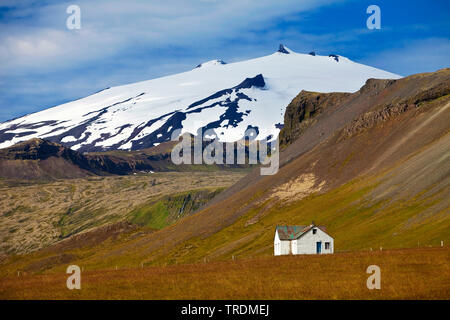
<box><xmin>329</xmin><ymin>54</ymin><xmax>339</xmax><ymax>62</ymax></box>
<box><xmin>0</xmin><ymin>138</ymin><xmax>160</xmax><ymax>178</ymax></box>
<box><xmin>277</xmin><ymin>44</ymin><xmax>290</xmax><ymax>54</ymax></box>
<box><xmin>279</xmin><ymin>91</ymin><xmax>351</xmax><ymax>147</ymax></box>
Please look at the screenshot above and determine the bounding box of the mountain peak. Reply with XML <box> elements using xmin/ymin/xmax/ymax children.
<box><xmin>195</xmin><ymin>59</ymin><xmax>227</xmax><ymax>69</ymax></box>
<box><xmin>234</xmin><ymin>74</ymin><xmax>265</xmax><ymax>90</ymax></box>
<box><xmin>329</xmin><ymin>54</ymin><xmax>340</xmax><ymax>62</ymax></box>
<box><xmin>277</xmin><ymin>44</ymin><xmax>291</xmax><ymax>54</ymax></box>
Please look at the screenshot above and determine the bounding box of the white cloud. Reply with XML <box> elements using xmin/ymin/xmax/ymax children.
<box><xmin>0</xmin><ymin>0</ymin><xmax>342</xmax><ymax>73</ymax></box>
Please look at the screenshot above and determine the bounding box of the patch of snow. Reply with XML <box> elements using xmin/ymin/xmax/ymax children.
<box><xmin>61</xmin><ymin>136</ymin><xmax>77</xmax><ymax>143</ymax></box>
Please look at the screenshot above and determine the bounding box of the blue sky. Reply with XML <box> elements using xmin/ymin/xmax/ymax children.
<box><xmin>0</xmin><ymin>0</ymin><xmax>449</xmax><ymax>122</ymax></box>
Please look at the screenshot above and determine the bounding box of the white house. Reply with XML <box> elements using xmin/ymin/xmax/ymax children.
<box><xmin>274</xmin><ymin>224</ymin><xmax>334</xmax><ymax>256</ymax></box>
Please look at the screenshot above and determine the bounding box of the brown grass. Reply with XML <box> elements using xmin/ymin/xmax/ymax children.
<box><xmin>0</xmin><ymin>171</ymin><xmax>246</xmax><ymax>255</ymax></box>
<box><xmin>1</xmin><ymin>247</ymin><xmax>448</xmax><ymax>300</ymax></box>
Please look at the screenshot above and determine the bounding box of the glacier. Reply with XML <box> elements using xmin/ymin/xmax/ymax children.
<box><xmin>0</xmin><ymin>45</ymin><xmax>401</xmax><ymax>152</ymax></box>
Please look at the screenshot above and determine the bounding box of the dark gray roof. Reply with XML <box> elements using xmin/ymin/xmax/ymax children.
<box><xmin>276</xmin><ymin>225</ymin><xmax>327</xmax><ymax>240</ymax></box>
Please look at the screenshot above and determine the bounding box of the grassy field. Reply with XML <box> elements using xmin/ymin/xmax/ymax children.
<box><xmin>0</xmin><ymin>247</ymin><xmax>448</xmax><ymax>299</ymax></box>
<box><xmin>0</xmin><ymin>171</ymin><xmax>247</xmax><ymax>255</ymax></box>
<box><xmin>129</xmin><ymin>188</ymin><xmax>225</xmax><ymax>230</ymax></box>
<box><xmin>0</xmin><ymin>81</ymin><xmax>448</xmax><ymax>297</ymax></box>
<box><xmin>2</xmin><ymin>167</ymin><xmax>446</xmax><ymax>277</ymax></box>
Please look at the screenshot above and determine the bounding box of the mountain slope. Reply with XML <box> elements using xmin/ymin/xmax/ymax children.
<box><xmin>0</xmin><ymin>45</ymin><xmax>400</xmax><ymax>152</ymax></box>
<box><xmin>0</xmin><ymin>138</ymin><xmax>166</xmax><ymax>179</ymax></box>
<box><xmin>0</xmin><ymin>171</ymin><xmax>246</xmax><ymax>255</ymax></box>
<box><xmin>0</xmin><ymin>138</ymin><xmax>250</xmax><ymax>179</ymax></box>
<box><xmin>0</xmin><ymin>138</ymin><xmax>95</xmax><ymax>179</ymax></box>
<box><xmin>2</xmin><ymin>69</ymin><xmax>447</xmax><ymax>273</ymax></box>
<box><xmin>120</xmin><ymin>69</ymin><xmax>449</xmax><ymax>266</ymax></box>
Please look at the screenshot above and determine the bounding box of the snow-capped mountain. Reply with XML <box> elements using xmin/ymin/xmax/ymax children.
<box><xmin>0</xmin><ymin>45</ymin><xmax>401</xmax><ymax>152</ymax></box>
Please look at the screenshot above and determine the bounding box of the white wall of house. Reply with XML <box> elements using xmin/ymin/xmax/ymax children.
<box><xmin>292</xmin><ymin>239</ymin><xmax>298</xmax><ymax>255</ymax></box>
<box><xmin>274</xmin><ymin>230</ymin><xmax>281</xmax><ymax>256</ymax></box>
<box><xmin>296</xmin><ymin>227</ymin><xmax>334</xmax><ymax>254</ymax></box>
<box><xmin>274</xmin><ymin>230</ymin><xmax>293</xmax><ymax>256</ymax></box>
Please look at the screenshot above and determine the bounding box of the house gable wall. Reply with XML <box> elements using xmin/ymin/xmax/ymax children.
<box><xmin>296</xmin><ymin>227</ymin><xmax>334</xmax><ymax>254</ymax></box>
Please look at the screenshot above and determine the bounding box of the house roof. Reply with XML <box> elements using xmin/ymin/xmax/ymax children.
<box><xmin>276</xmin><ymin>225</ymin><xmax>327</xmax><ymax>240</ymax></box>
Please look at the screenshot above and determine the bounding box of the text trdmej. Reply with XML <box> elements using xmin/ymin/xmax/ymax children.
<box><xmin>181</xmin><ymin>304</ymin><xmax>269</xmax><ymax>317</ymax></box>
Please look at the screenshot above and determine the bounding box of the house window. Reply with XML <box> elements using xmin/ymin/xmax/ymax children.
<box><xmin>325</xmin><ymin>242</ymin><xmax>330</xmax><ymax>250</ymax></box>
<box><xmin>313</xmin><ymin>228</ymin><xmax>317</xmax><ymax>234</ymax></box>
